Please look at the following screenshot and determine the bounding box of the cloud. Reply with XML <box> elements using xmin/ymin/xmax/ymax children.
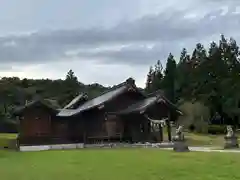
<box><xmin>65</xmin><ymin>42</ymin><xmax>186</xmax><ymax>66</ymax></box>
<box><xmin>0</xmin><ymin>6</ymin><xmax>240</xmax><ymax>67</ymax></box>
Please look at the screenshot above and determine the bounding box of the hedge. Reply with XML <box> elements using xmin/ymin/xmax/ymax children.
<box><xmin>208</xmin><ymin>125</ymin><xmax>226</xmax><ymax>134</ymax></box>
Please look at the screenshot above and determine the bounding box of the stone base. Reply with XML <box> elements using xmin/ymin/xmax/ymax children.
<box><xmin>224</xmin><ymin>136</ymin><xmax>239</xmax><ymax>149</ymax></box>
<box><xmin>173</xmin><ymin>141</ymin><xmax>189</xmax><ymax>152</ymax></box>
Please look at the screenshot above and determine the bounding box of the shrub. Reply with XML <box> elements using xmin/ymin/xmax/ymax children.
<box><xmin>177</xmin><ymin>101</ymin><xmax>210</xmax><ymax>133</ymax></box>
<box><xmin>208</xmin><ymin>125</ymin><xmax>226</xmax><ymax>134</ymax></box>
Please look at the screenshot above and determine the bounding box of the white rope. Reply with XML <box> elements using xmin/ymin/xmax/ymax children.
<box><xmin>144</xmin><ymin>114</ymin><xmax>168</xmax><ymax>125</ymax></box>
<box><xmin>144</xmin><ymin>114</ymin><xmax>168</xmax><ymax>131</ymax></box>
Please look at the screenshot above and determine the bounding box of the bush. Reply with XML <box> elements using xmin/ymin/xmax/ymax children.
<box><xmin>177</xmin><ymin>101</ymin><xmax>210</xmax><ymax>133</ymax></box>
<box><xmin>208</xmin><ymin>125</ymin><xmax>226</xmax><ymax>134</ymax></box>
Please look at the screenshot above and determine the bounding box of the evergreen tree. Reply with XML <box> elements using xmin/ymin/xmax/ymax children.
<box><xmin>191</xmin><ymin>43</ymin><xmax>206</xmax><ymax>69</ymax></box>
<box><xmin>220</xmin><ymin>37</ymin><xmax>240</xmax><ymax>124</ymax></box>
<box><xmin>66</xmin><ymin>69</ymin><xmax>78</xmax><ymax>82</ymax></box>
<box><xmin>145</xmin><ymin>66</ymin><xmax>154</xmax><ymax>93</ymax></box>
<box><xmin>162</xmin><ymin>53</ymin><xmax>177</xmax><ymax>102</ymax></box>
<box><xmin>176</xmin><ymin>48</ymin><xmax>191</xmax><ymax>99</ymax></box>
<box><xmin>208</xmin><ymin>41</ymin><xmax>218</xmax><ymax>56</ymax></box>
<box><xmin>179</xmin><ymin>48</ymin><xmax>188</xmax><ymax>63</ymax></box>
<box><xmin>64</xmin><ymin>69</ymin><xmax>80</xmax><ymax>105</ymax></box>
<box><xmin>151</xmin><ymin>60</ymin><xmax>164</xmax><ymax>92</ymax></box>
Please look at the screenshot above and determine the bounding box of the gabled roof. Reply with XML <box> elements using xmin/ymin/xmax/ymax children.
<box><xmin>110</xmin><ymin>90</ymin><xmax>183</xmax><ymax>115</ymax></box>
<box><xmin>154</xmin><ymin>92</ymin><xmax>183</xmax><ymax>115</ymax></box>
<box><xmin>13</xmin><ymin>98</ymin><xmax>59</xmax><ymax>116</ymax></box>
<box><xmin>63</xmin><ymin>93</ymin><xmax>88</xmax><ymax>109</ymax></box>
<box><xmin>57</xmin><ymin>78</ymin><xmax>145</xmax><ymax>117</ymax></box>
<box><xmin>112</xmin><ymin>96</ymin><xmax>157</xmax><ymax>115</ymax></box>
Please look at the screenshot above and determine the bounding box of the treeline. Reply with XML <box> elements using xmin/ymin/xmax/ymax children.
<box><xmin>145</xmin><ymin>35</ymin><xmax>240</xmax><ymax>127</ymax></box>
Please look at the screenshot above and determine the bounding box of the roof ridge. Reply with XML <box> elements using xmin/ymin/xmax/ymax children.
<box><xmin>13</xmin><ymin>98</ymin><xmax>59</xmax><ymax>115</ymax></box>
<box><xmin>63</xmin><ymin>92</ymin><xmax>88</xmax><ymax>109</ymax></box>
<box><xmin>147</xmin><ymin>90</ymin><xmax>164</xmax><ymax>97</ymax></box>
<box><xmin>87</xmin><ymin>77</ymin><xmax>137</xmax><ymax>100</ymax></box>
<box><xmin>109</xmin><ymin>95</ymin><xmax>157</xmax><ymax>115</ymax></box>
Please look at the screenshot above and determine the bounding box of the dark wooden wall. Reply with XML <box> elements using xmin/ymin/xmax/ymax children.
<box><xmin>105</xmin><ymin>114</ymin><xmax>124</xmax><ymax>137</ymax></box>
<box><xmin>68</xmin><ymin>116</ymin><xmax>85</xmax><ymax>141</ymax></box>
<box><xmin>51</xmin><ymin>120</ymin><xmax>68</xmax><ymax>139</ymax></box>
<box><xmin>81</xmin><ymin>109</ymin><xmax>105</xmax><ymax>138</ymax></box>
<box><xmin>20</xmin><ymin>106</ymin><xmax>52</xmax><ymax>138</ymax></box>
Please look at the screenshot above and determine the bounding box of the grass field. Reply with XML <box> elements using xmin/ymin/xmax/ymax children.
<box><xmin>1</xmin><ymin>149</ymin><xmax>240</xmax><ymax>180</ymax></box>
<box><xmin>0</xmin><ymin>133</ymin><xmax>17</xmax><ymax>148</ymax></box>
<box><xmin>182</xmin><ymin>133</ymin><xmax>225</xmax><ymax>147</ymax></box>
<box><xmin>162</xmin><ymin>132</ymin><xmax>225</xmax><ymax>147</ymax></box>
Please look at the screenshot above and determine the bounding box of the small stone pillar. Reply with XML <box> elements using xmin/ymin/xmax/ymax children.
<box><xmin>172</xmin><ymin>125</ymin><xmax>189</xmax><ymax>152</ymax></box>
<box><xmin>224</xmin><ymin>125</ymin><xmax>239</xmax><ymax>149</ymax></box>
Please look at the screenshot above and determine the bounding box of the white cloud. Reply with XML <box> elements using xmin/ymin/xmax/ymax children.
<box><xmin>2</xmin><ymin>40</ymin><xmax>17</xmax><ymax>47</ymax></box>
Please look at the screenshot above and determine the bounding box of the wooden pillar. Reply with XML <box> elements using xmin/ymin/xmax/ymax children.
<box><xmin>167</xmin><ymin>112</ymin><xmax>172</xmax><ymax>142</ymax></box>
<box><xmin>147</xmin><ymin>120</ymin><xmax>151</xmax><ymax>141</ymax></box>
<box><xmin>16</xmin><ymin>116</ymin><xmax>21</xmax><ymax>137</ymax></box>
<box><xmin>147</xmin><ymin>120</ymin><xmax>151</xmax><ymax>133</ymax></box>
<box><xmin>158</xmin><ymin>124</ymin><xmax>163</xmax><ymax>142</ymax></box>
<box><xmin>83</xmin><ymin>119</ymin><xmax>87</xmax><ymax>143</ymax></box>
<box><xmin>83</xmin><ymin>132</ymin><xmax>86</xmax><ymax>143</ymax></box>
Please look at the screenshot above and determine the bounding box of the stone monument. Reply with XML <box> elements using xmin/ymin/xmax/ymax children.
<box><xmin>224</xmin><ymin>125</ymin><xmax>239</xmax><ymax>149</ymax></box>
<box><xmin>172</xmin><ymin>125</ymin><xmax>189</xmax><ymax>152</ymax></box>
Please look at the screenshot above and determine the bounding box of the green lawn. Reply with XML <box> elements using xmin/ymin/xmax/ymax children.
<box><xmin>163</xmin><ymin>130</ymin><xmax>227</xmax><ymax>147</ymax></box>
<box><xmin>0</xmin><ymin>133</ymin><xmax>17</xmax><ymax>148</ymax></box>
<box><xmin>183</xmin><ymin>133</ymin><xmax>225</xmax><ymax>147</ymax></box>
<box><xmin>0</xmin><ymin>133</ymin><xmax>17</xmax><ymax>139</ymax></box>
<box><xmin>182</xmin><ymin>132</ymin><xmax>240</xmax><ymax>147</ymax></box>
<box><xmin>1</xmin><ymin>149</ymin><xmax>240</xmax><ymax>180</ymax></box>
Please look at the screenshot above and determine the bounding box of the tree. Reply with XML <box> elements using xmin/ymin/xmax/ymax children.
<box><xmin>145</xmin><ymin>66</ymin><xmax>154</xmax><ymax>93</ymax></box>
<box><xmin>145</xmin><ymin>60</ymin><xmax>164</xmax><ymax>93</ymax></box>
<box><xmin>179</xmin><ymin>48</ymin><xmax>188</xmax><ymax>63</ymax></box>
<box><xmin>152</xmin><ymin>60</ymin><xmax>164</xmax><ymax>92</ymax></box>
<box><xmin>176</xmin><ymin>48</ymin><xmax>191</xmax><ymax>99</ymax></box>
<box><xmin>162</xmin><ymin>53</ymin><xmax>177</xmax><ymax>102</ymax></box>
<box><xmin>66</xmin><ymin>69</ymin><xmax>78</xmax><ymax>82</ymax></box>
<box><xmin>63</xmin><ymin>70</ymin><xmax>80</xmax><ymax>105</ymax></box>
<box><xmin>219</xmin><ymin>37</ymin><xmax>240</xmax><ymax>124</ymax></box>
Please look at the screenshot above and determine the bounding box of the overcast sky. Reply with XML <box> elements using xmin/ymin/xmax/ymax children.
<box><xmin>0</xmin><ymin>0</ymin><xmax>240</xmax><ymax>87</ymax></box>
